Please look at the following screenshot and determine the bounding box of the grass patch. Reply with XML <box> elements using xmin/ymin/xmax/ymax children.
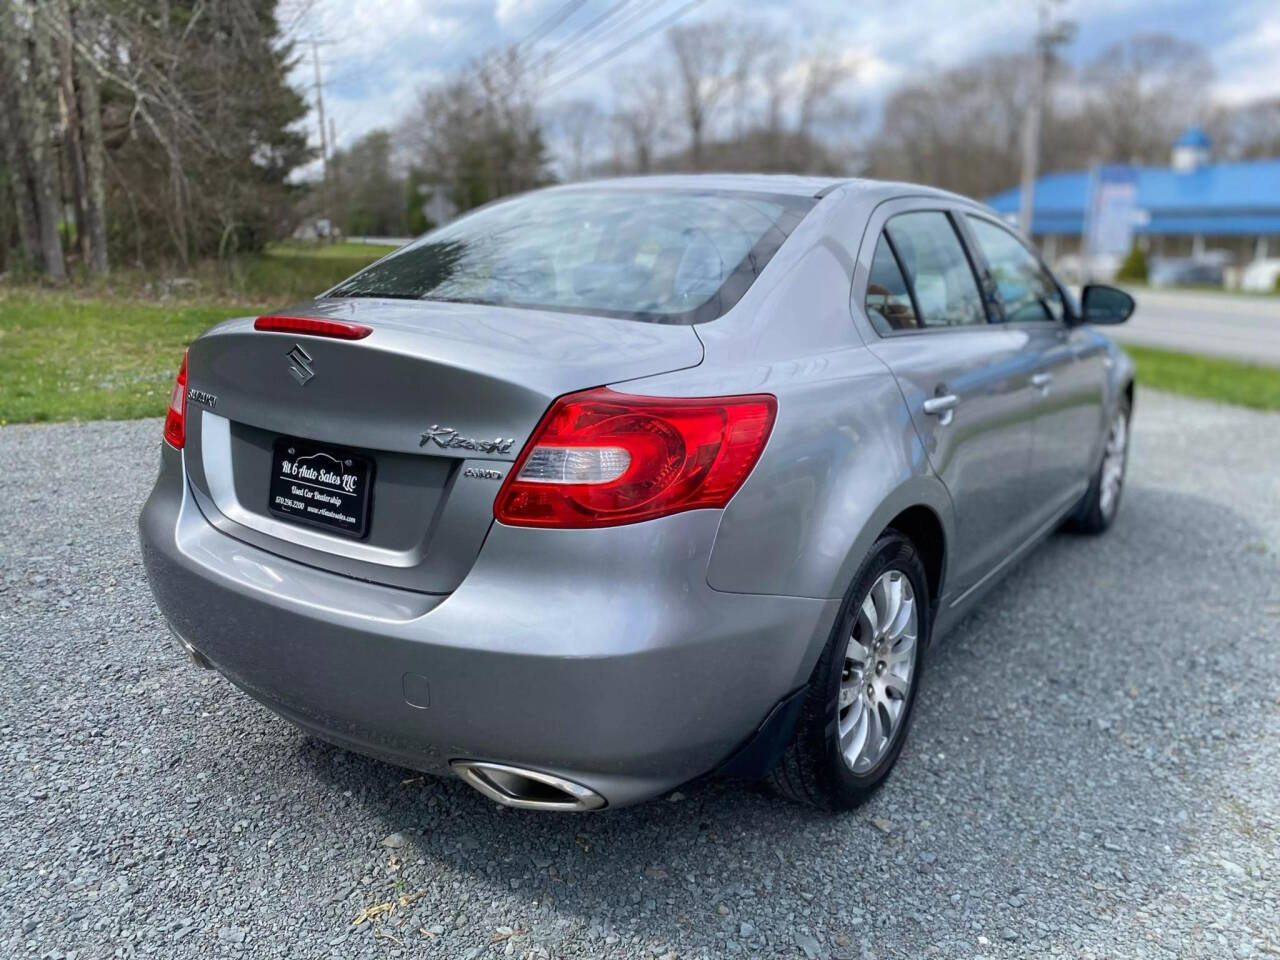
<box><xmin>5</xmin><ymin>257</ymin><xmax>1277</xmax><ymax>424</ymax></box>
<box><xmin>0</xmin><ymin>292</ymin><xmax>252</xmax><ymax>423</ymax></box>
<box><xmin>0</xmin><ymin>244</ymin><xmax>395</xmax><ymax>424</ymax></box>
<box><xmin>265</xmin><ymin>241</ymin><xmax>400</xmax><ymax>259</ymax></box>
<box><xmin>1126</xmin><ymin>345</ymin><xmax>1280</xmax><ymax>411</ymax></box>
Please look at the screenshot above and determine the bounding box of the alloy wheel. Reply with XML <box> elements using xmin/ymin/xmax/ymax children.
<box><xmin>1099</xmin><ymin>409</ymin><xmax>1128</xmax><ymax>519</ymax></box>
<box><xmin>838</xmin><ymin>569</ymin><xmax>918</xmax><ymax>774</ymax></box>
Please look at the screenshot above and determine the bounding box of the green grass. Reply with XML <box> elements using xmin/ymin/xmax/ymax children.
<box><xmin>0</xmin><ymin>293</ymin><xmax>253</xmax><ymax>423</ymax></box>
<box><xmin>0</xmin><ymin>244</ymin><xmax>394</xmax><ymax>424</ymax></box>
<box><xmin>265</xmin><ymin>241</ymin><xmax>400</xmax><ymax>259</ymax></box>
<box><xmin>1126</xmin><ymin>345</ymin><xmax>1280</xmax><ymax>411</ymax></box>
<box><xmin>4</xmin><ymin>252</ymin><xmax>1279</xmax><ymax>423</ymax></box>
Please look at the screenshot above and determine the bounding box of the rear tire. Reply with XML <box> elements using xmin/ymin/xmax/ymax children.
<box><xmin>1065</xmin><ymin>393</ymin><xmax>1131</xmax><ymax>535</ymax></box>
<box><xmin>768</xmin><ymin>532</ymin><xmax>929</xmax><ymax>811</ymax></box>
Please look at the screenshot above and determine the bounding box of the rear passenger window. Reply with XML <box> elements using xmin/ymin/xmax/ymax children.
<box><xmin>865</xmin><ymin>234</ymin><xmax>919</xmax><ymax>333</ymax></box>
<box><xmin>883</xmin><ymin>213</ymin><xmax>986</xmax><ymax>329</ymax></box>
<box><xmin>966</xmin><ymin>216</ymin><xmax>1065</xmax><ymax>323</ymax></box>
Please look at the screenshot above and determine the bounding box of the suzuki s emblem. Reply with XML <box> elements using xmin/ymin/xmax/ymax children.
<box><xmin>286</xmin><ymin>343</ymin><xmax>314</xmax><ymax>386</ymax></box>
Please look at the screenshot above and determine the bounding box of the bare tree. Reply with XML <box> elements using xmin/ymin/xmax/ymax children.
<box><xmin>865</xmin><ymin>55</ymin><xmax>1035</xmax><ymax>198</ymax></box>
<box><xmin>759</xmin><ymin>39</ymin><xmax>794</xmax><ymax>137</ymax></box>
<box><xmin>0</xmin><ymin>0</ymin><xmax>69</xmax><ymax>279</ymax></box>
<box><xmin>587</xmin><ymin>17</ymin><xmax>860</xmax><ymax>176</ymax></box>
<box><xmin>1211</xmin><ymin>97</ymin><xmax>1280</xmax><ymax>161</ymax></box>
<box><xmin>667</xmin><ymin>19</ymin><xmax>749</xmax><ymax>169</ymax></box>
<box><xmin>47</xmin><ymin>0</ymin><xmax>108</xmax><ymax>273</ymax></box>
<box><xmin>0</xmin><ymin>0</ymin><xmax>310</xmax><ymax>274</ymax></box>
<box><xmin>795</xmin><ymin>52</ymin><xmax>854</xmax><ymax>140</ymax></box>
<box><xmin>0</xmin><ymin>58</ymin><xmax>44</xmax><ymax>269</ymax></box>
<box><xmin>550</xmin><ymin>99</ymin><xmax>601</xmax><ymax>180</ymax></box>
<box><xmin>399</xmin><ymin>47</ymin><xmax>550</xmax><ymax>212</ymax></box>
<box><xmin>72</xmin><ymin>0</ymin><xmax>107</xmax><ymax>274</ymax></box>
<box><xmin>611</xmin><ymin>69</ymin><xmax>671</xmax><ymax>172</ymax></box>
<box><xmin>1081</xmin><ymin>34</ymin><xmax>1215</xmax><ymax>164</ymax></box>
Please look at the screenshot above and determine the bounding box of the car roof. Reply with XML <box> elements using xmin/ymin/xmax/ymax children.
<box><xmin>543</xmin><ymin>173</ymin><xmax>976</xmax><ymax>204</ymax></box>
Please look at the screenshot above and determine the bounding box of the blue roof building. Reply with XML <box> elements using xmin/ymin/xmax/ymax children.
<box><xmin>987</xmin><ymin>131</ymin><xmax>1280</xmax><ymax>263</ymax></box>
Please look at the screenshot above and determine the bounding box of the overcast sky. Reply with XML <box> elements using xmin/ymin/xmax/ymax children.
<box><xmin>291</xmin><ymin>0</ymin><xmax>1280</xmax><ymax>171</ymax></box>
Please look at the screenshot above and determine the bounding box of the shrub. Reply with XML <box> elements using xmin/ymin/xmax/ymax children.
<box><xmin>1115</xmin><ymin>243</ymin><xmax>1148</xmax><ymax>283</ymax></box>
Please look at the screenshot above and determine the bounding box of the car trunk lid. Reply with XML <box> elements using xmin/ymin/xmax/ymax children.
<box><xmin>181</xmin><ymin>297</ymin><xmax>704</xmax><ymax>593</ymax></box>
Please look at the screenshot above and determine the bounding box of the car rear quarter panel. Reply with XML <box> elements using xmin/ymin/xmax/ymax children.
<box><xmin>621</xmin><ymin>187</ymin><xmax>955</xmax><ymax>604</ymax></box>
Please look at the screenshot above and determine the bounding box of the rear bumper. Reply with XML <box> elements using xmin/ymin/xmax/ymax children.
<box><xmin>139</xmin><ymin>444</ymin><xmax>839</xmax><ymax>807</ymax></box>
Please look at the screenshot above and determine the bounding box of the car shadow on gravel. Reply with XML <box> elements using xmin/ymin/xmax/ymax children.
<box><xmin>271</xmin><ymin>481</ymin><xmax>1278</xmax><ymax>953</ymax></box>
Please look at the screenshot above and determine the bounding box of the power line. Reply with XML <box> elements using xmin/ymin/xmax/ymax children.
<box><xmin>544</xmin><ymin>0</ymin><xmax>705</xmax><ymax>94</ymax></box>
<box><xmin>532</xmin><ymin>0</ymin><xmax>641</xmax><ymax>75</ymax></box>
<box><xmin>540</xmin><ymin>0</ymin><xmax>659</xmax><ymax>81</ymax></box>
<box><xmin>512</xmin><ymin>0</ymin><xmax>590</xmax><ymax>52</ymax></box>
<box><xmin>314</xmin><ymin>1</ymin><xmax>588</xmax><ymax>92</ymax></box>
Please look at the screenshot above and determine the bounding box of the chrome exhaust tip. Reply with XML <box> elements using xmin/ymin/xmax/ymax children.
<box><xmin>170</xmin><ymin>627</ymin><xmax>212</xmax><ymax>670</ymax></box>
<box><xmin>451</xmin><ymin>760</ymin><xmax>605</xmax><ymax>811</ymax></box>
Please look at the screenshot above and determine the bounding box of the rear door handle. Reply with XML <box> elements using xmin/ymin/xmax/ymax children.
<box><xmin>1031</xmin><ymin>372</ymin><xmax>1054</xmax><ymax>390</ymax></box>
<box><xmin>922</xmin><ymin>394</ymin><xmax>958</xmax><ymax>425</ymax></box>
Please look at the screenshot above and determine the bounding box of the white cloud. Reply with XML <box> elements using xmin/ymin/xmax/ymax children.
<box><xmin>286</xmin><ymin>0</ymin><xmax>1280</xmax><ymax>180</ymax></box>
<box><xmin>1211</xmin><ymin>11</ymin><xmax>1280</xmax><ymax>104</ymax></box>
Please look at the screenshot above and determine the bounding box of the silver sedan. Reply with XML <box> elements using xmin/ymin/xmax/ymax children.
<box><xmin>139</xmin><ymin>175</ymin><xmax>1135</xmax><ymax>810</ymax></box>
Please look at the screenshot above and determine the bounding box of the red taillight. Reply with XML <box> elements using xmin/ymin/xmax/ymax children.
<box><xmin>495</xmin><ymin>388</ymin><xmax>777</xmax><ymax>528</ymax></box>
<box><xmin>163</xmin><ymin>351</ymin><xmax>188</xmax><ymax>449</ymax></box>
<box><xmin>253</xmin><ymin>315</ymin><xmax>372</xmax><ymax>340</ymax></box>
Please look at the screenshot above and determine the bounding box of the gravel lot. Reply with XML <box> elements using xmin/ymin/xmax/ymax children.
<box><xmin>2</xmin><ymin>388</ymin><xmax>1277</xmax><ymax>960</ymax></box>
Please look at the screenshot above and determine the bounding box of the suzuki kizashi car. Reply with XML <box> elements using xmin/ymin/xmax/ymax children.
<box><xmin>140</xmin><ymin>176</ymin><xmax>1135</xmax><ymax>810</ymax></box>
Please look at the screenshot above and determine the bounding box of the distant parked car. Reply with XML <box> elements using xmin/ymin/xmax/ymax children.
<box><xmin>1240</xmin><ymin>259</ymin><xmax>1280</xmax><ymax>293</ymax></box>
<box><xmin>1148</xmin><ymin>256</ymin><xmax>1227</xmax><ymax>289</ymax></box>
<box><xmin>1048</xmin><ymin>253</ymin><xmax>1122</xmax><ymax>286</ymax></box>
<box><xmin>140</xmin><ymin>176</ymin><xmax>1136</xmax><ymax>811</ymax></box>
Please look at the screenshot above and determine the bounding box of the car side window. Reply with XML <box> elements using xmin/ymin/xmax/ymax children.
<box><xmin>865</xmin><ymin>234</ymin><xmax>919</xmax><ymax>333</ymax></box>
<box><xmin>966</xmin><ymin>216</ymin><xmax>1065</xmax><ymax>323</ymax></box>
<box><xmin>883</xmin><ymin>212</ymin><xmax>987</xmax><ymax>329</ymax></box>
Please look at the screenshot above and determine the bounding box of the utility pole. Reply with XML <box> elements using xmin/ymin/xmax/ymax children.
<box><xmin>313</xmin><ymin>43</ymin><xmax>330</xmax><ymax>233</ymax></box>
<box><xmin>1018</xmin><ymin>0</ymin><xmax>1075</xmax><ymax>236</ymax></box>
<box><xmin>328</xmin><ymin>116</ymin><xmax>342</xmax><ymax>235</ymax></box>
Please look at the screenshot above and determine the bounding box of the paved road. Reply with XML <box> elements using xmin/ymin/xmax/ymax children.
<box><xmin>2</xmin><ymin>391</ymin><xmax>1277</xmax><ymax>959</ymax></box>
<box><xmin>1108</xmin><ymin>288</ymin><xmax>1280</xmax><ymax>366</ymax></box>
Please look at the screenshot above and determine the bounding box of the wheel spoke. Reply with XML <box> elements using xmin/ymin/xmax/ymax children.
<box><xmin>862</xmin><ymin>701</ymin><xmax>883</xmax><ymax>764</ymax></box>
<box><xmin>840</xmin><ymin>701</ymin><xmax>869</xmax><ymax>762</ymax></box>
<box><xmin>846</xmin><ymin>636</ymin><xmax>872</xmax><ymax>664</ymax></box>
<box><xmin>873</xmin><ymin>574</ymin><xmax>900</xmax><ymax>637</ymax></box>
<box><xmin>881</xmin><ymin>669</ymin><xmax>910</xmax><ymax>700</ymax></box>
<box><xmin>858</xmin><ymin>595</ymin><xmax>879</xmax><ymax>640</ymax></box>
<box><xmin>880</xmin><ymin>698</ymin><xmax>905</xmax><ymax>744</ymax></box>
<box><xmin>884</xmin><ymin>632</ymin><xmax>916</xmax><ymax>665</ymax></box>
<box><xmin>884</xmin><ymin>593</ymin><xmax>914</xmax><ymax>641</ymax></box>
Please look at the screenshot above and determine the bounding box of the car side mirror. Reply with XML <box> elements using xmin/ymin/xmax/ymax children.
<box><xmin>1081</xmin><ymin>284</ymin><xmax>1135</xmax><ymax>325</ymax></box>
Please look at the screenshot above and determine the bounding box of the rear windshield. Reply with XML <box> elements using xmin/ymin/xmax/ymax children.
<box><xmin>324</xmin><ymin>188</ymin><xmax>815</xmax><ymax>324</ymax></box>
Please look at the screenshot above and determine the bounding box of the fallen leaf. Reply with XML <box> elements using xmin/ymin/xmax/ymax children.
<box><xmin>489</xmin><ymin>926</ymin><xmax>527</xmax><ymax>943</ymax></box>
<box><xmin>352</xmin><ymin>901</ymin><xmax>396</xmax><ymax>926</ymax></box>
<box><xmin>398</xmin><ymin>889</ymin><xmax>428</xmax><ymax>908</ymax></box>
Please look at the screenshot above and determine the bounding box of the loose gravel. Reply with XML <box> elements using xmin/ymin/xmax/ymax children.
<box><xmin>2</xmin><ymin>388</ymin><xmax>1277</xmax><ymax>959</ymax></box>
